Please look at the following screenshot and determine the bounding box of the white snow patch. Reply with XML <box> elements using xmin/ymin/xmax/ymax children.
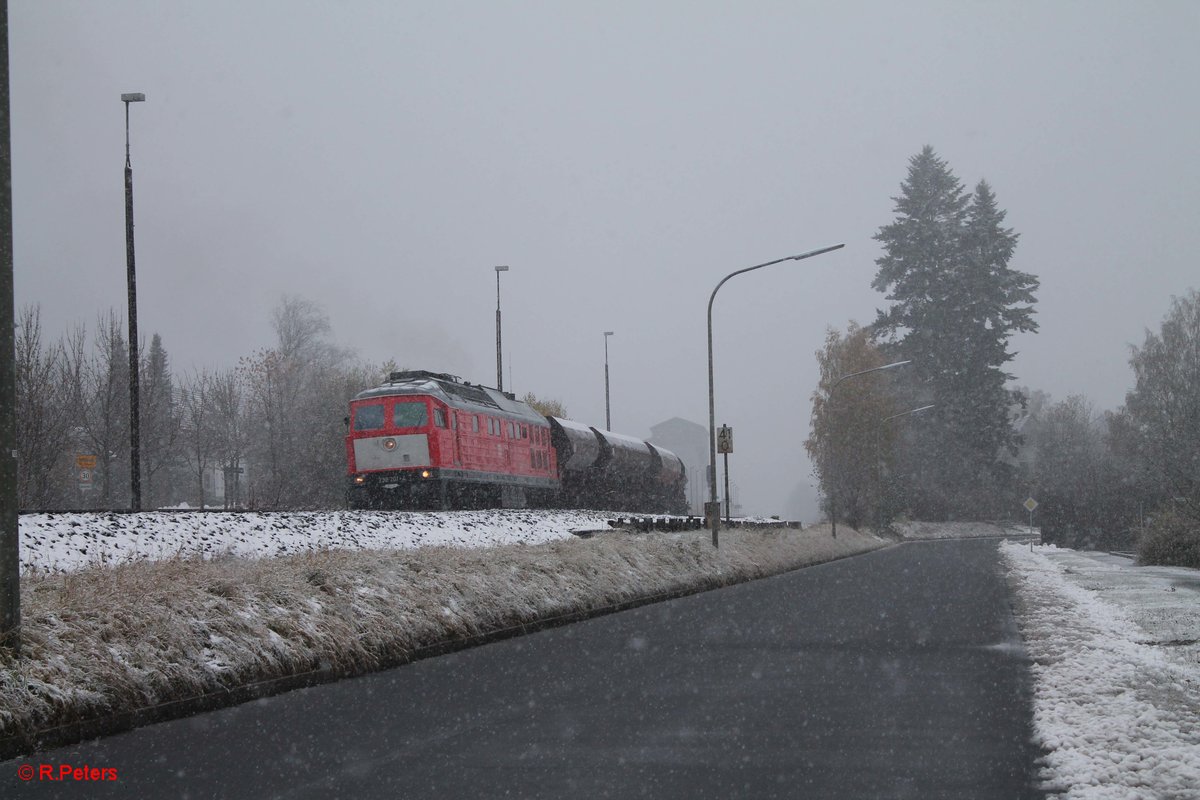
<box><xmin>17</xmin><ymin>509</ymin><xmax>622</xmax><ymax>573</ymax></box>
<box><xmin>1000</xmin><ymin>542</ymin><xmax>1200</xmax><ymax>799</ymax></box>
<box><xmin>892</xmin><ymin>520</ymin><xmax>1035</xmax><ymax>540</ymax></box>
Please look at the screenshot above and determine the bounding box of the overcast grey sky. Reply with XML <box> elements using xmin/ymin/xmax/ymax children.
<box><xmin>9</xmin><ymin>1</ymin><xmax>1199</xmax><ymax>517</ymax></box>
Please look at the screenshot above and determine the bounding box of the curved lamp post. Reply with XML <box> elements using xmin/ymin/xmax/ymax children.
<box><xmin>826</xmin><ymin>360</ymin><xmax>911</xmax><ymax>538</ymax></box>
<box><xmin>707</xmin><ymin>244</ymin><xmax>844</xmax><ymax>548</ymax></box>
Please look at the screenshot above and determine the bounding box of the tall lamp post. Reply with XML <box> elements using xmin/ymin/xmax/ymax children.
<box><xmin>2</xmin><ymin>1</ymin><xmax>22</xmax><ymax>655</ymax></box>
<box><xmin>826</xmin><ymin>360</ymin><xmax>911</xmax><ymax>538</ymax></box>
<box><xmin>122</xmin><ymin>92</ymin><xmax>145</xmax><ymax>511</ymax></box>
<box><xmin>494</xmin><ymin>265</ymin><xmax>509</xmax><ymax>392</ymax></box>
<box><xmin>603</xmin><ymin>331</ymin><xmax>614</xmax><ymax>430</ymax></box>
<box><xmin>707</xmin><ymin>244</ymin><xmax>844</xmax><ymax>548</ymax></box>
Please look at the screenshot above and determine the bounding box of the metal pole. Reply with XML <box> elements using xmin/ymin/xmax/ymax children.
<box><xmin>494</xmin><ymin>265</ymin><xmax>508</xmax><ymax>392</ymax></box>
<box><xmin>604</xmin><ymin>331</ymin><xmax>613</xmax><ymax>430</ymax></box>
<box><xmin>707</xmin><ymin>244</ymin><xmax>844</xmax><ymax>548</ymax></box>
<box><xmin>723</xmin><ymin>450</ymin><xmax>731</xmax><ymax>524</ymax></box>
<box><xmin>495</xmin><ymin>273</ymin><xmax>502</xmax><ymax>392</ymax></box>
<box><xmin>831</xmin><ymin>486</ymin><xmax>837</xmax><ymax>538</ymax></box>
<box><xmin>122</xmin><ymin>93</ymin><xmax>145</xmax><ymax>511</ymax></box>
<box><xmin>1</xmin><ymin>0</ymin><xmax>21</xmax><ymax>657</ymax></box>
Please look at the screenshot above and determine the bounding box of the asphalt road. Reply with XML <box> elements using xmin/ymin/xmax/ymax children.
<box><xmin>7</xmin><ymin>538</ymin><xmax>1045</xmax><ymax>799</ymax></box>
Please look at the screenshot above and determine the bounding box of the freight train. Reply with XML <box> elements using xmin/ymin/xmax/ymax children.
<box><xmin>345</xmin><ymin>371</ymin><xmax>687</xmax><ymax>513</ymax></box>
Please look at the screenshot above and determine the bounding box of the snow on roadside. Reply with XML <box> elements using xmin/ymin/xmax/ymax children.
<box><xmin>892</xmin><ymin>520</ymin><xmax>1033</xmax><ymax>540</ymax></box>
<box><xmin>1000</xmin><ymin>542</ymin><xmax>1200</xmax><ymax>799</ymax></box>
<box><xmin>2</xmin><ymin>520</ymin><xmax>885</xmax><ymax>755</ymax></box>
<box><xmin>17</xmin><ymin>510</ymin><xmax>619</xmax><ymax>573</ymax></box>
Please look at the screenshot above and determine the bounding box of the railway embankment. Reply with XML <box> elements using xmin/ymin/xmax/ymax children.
<box><xmin>1</xmin><ymin>513</ymin><xmax>885</xmax><ymax>759</ymax></box>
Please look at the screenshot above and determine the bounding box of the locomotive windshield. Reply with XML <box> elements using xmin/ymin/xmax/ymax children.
<box><xmin>353</xmin><ymin>404</ymin><xmax>384</xmax><ymax>431</ymax></box>
<box><xmin>393</xmin><ymin>401</ymin><xmax>429</xmax><ymax>429</ymax></box>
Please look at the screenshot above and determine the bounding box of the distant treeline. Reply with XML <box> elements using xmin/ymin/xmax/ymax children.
<box><xmin>15</xmin><ymin>295</ymin><xmax>387</xmax><ymax>512</ymax></box>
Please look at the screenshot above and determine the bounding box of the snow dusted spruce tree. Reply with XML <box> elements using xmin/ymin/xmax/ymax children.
<box><xmin>871</xmin><ymin>147</ymin><xmax>1038</xmax><ymax>519</ymax></box>
<box><xmin>140</xmin><ymin>333</ymin><xmax>182</xmax><ymax>510</ymax></box>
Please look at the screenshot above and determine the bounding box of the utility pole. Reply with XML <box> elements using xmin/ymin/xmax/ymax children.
<box><xmin>1</xmin><ymin>0</ymin><xmax>22</xmax><ymax>657</ymax></box>
<box><xmin>122</xmin><ymin>92</ymin><xmax>145</xmax><ymax>511</ymax></box>
<box><xmin>494</xmin><ymin>265</ymin><xmax>508</xmax><ymax>392</ymax></box>
<box><xmin>603</xmin><ymin>331</ymin><xmax>613</xmax><ymax>430</ymax></box>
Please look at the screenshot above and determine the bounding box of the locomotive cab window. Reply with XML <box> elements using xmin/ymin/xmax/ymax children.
<box><xmin>353</xmin><ymin>404</ymin><xmax>385</xmax><ymax>431</ymax></box>
<box><xmin>433</xmin><ymin>408</ymin><xmax>447</xmax><ymax>428</ymax></box>
<box><xmin>392</xmin><ymin>401</ymin><xmax>428</xmax><ymax>429</ymax></box>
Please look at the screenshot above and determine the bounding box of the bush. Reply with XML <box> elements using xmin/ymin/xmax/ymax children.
<box><xmin>1137</xmin><ymin>509</ymin><xmax>1200</xmax><ymax>568</ymax></box>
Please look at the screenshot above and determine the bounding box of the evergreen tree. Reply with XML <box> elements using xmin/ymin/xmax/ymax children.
<box><xmin>140</xmin><ymin>333</ymin><xmax>180</xmax><ymax>509</ymax></box>
<box><xmin>871</xmin><ymin>147</ymin><xmax>1038</xmax><ymax>518</ymax></box>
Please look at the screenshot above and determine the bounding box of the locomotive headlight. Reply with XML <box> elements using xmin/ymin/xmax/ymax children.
<box><xmin>382</xmin><ymin>438</ymin><xmax>397</xmax><ymax>451</ymax></box>
<box><xmin>421</xmin><ymin>470</ymin><xmax>431</xmax><ymax>479</ymax></box>
<box><xmin>354</xmin><ymin>475</ymin><xmax>365</xmax><ymax>485</ymax></box>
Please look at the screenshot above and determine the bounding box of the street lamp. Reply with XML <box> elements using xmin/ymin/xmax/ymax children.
<box><xmin>883</xmin><ymin>404</ymin><xmax>935</xmax><ymax>423</ymax></box>
<box><xmin>707</xmin><ymin>244</ymin><xmax>844</xmax><ymax>548</ymax></box>
<box><xmin>873</xmin><ymin>404</ymin><xmax>935</xmax><ymax>529</ymax></box>
<box><xmin>494</xmin><ymin>265</ymin><xmax>509</xmax><ymax>392</ymax></box>
<box><xmin>826</xmin><ymin>359</ymin><xmax>911</xmax><ymax>538</ymax></box>
<box><xmin>122</xmin><ymin>92</ymin><xmax>145</xmax><ymax>511</ymax></box>
<box><xmin>603</xmin><ymin>331</ymin><xmax>614</xmax><ymax>430</ymax></box>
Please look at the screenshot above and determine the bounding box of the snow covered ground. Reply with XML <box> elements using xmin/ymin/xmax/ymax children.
<box><xmin>1000</xmin><ymin>542</ymin><xmax>1200</xmax><ymax>799</ymax></box>
<box><xmin>17</xmin><ymin>509</ymin><xmax>621</xmax><ymax>573</ymax></box>
<box><xmin>12</xmin><ymin>513</ymin><xmax>1195</xmax><ymax>793</ymax></box>
<box><xmin>2</xmin><ymin>512</ymin><xmax>884</xmax><ymax>757</ymax></box>
<box><xmin>892</xmin><ymin>519</ymin><xmax>1034</xmax><ymax>540</ymax></box>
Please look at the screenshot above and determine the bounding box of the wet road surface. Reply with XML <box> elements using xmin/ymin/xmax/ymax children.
<box><xmin>7</xmin><ymin>537</ymin><xmax>1045</xmax><ymax>798</ymax></box>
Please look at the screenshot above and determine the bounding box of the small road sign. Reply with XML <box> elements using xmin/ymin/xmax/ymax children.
<box><xmin>1023</xmin><ymin>497</ymin><xmax>1038</xmax><ymax>513</ymax></box>
<box><xmin>76</xmin><ymin>454</ymin><xmax>98</xmax><ymax>469</ymax></box>
<box><xmin>717</xmin><ymin>425</ymin><xmax>733</xmax><ymax>454</ymax></box>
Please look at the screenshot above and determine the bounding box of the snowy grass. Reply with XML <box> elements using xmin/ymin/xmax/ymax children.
<box><xmin>0</xmin><ymin>518</ymin><xmax>883</xmax><ymax>755</ymax></box>
<box><xmin>1000</xmin><ymin>542</ymin><xmax>1200</xmax><ymax>799</ymax></box>
<box><xmin>891</xmin><ymin>519</ymin><xmax>1033</xmax><ymax>540</ymax></box>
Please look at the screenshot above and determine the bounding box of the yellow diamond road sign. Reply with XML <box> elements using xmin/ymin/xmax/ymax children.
<box><xmin>1023</xmin><ymin>497</ymin><xmax>1038</xmax><ymax>513</ymax></box>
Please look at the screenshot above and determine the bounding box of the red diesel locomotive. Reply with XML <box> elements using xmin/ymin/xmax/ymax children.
<box><xmin>345</xmin><ymin>370</ymin><xmax>687</xmax><ymax>512</ymax></box>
